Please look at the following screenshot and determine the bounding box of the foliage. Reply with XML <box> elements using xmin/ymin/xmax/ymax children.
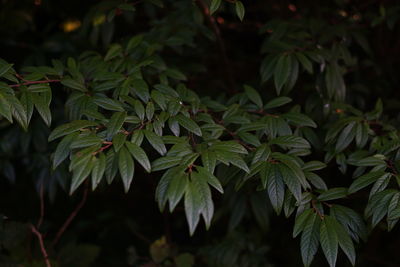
<box><xmin>1</xmin><ymin>0</ymin><xmax>400</xmax><ymax>266</ymax></box>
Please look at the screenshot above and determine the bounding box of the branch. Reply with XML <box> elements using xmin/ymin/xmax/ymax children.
<box><xmin>37</xmin><ymin>182</ymin><xmax>45</xmax><ymax>229</ymax></box>
<box><xmin>52</xmin><ymin>182</ymin><xmax>89</xmax><ymax>246</ymax></box>
<box><xmin>30</xmin><ymin>224</ymin><xmax>52</xmax><ymax>267</ymax></box>
<box><xmin>9</xmin><ymin>79</ymin><xmax>61</xmax><ymax>88</ymax></box>
<box><xmin>196</xmin><ymin>0</ymin><xmax>236</xmax><ymax>94</ymax></box>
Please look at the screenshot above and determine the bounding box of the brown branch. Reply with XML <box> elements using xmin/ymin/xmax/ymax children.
<box><xmin>52</xmin><ymin>182</ymin><xmax>89</xmax><ymax>246</ymax></box>
<box><xmin>196</xmin><ymin>0</ymin><xmax>236</xmax><ymax>94</ymax></box>
<box><xmin>9</xmin><ymin>79</ymin><xmax>61</xmax><ymax>88</ymax></box>
<box><xmin>30</xmin><ymin>224</ymin><xmax>52</xmax><ymax>267</ymax></box>
<box><xmin>37</xmin><ymin>182</ymin><xmax>45</xmax><ymax>229</ymax></box>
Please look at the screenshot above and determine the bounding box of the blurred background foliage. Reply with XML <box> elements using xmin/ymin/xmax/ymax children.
<box><xmin>1</xmin><ymin>0</ymin><xmax>400</xmax><ymax>266</ymax></box>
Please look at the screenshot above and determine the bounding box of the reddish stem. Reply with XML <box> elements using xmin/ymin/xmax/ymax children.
<box><xmin>30</xmin><ymin>224</ymin><xmax>52</xmax><ymax>267</ymax></box>
<box><xmin>9</xmin><ymin>79</ymin><xmax>61</xmax><ymax>88</ymax></box>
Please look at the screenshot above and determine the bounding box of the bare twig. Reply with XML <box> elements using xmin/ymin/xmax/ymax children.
<box><xmin>37</xmin><ymin>182</ymin><xmax>45</xmax><ymax>229</ymax></box>
<box><xmin>196</xmin><ymin>0</ymin><xmax>236</xmax><ymax>93</ymax></box>
<box><xmin>30</xmin><ymin>224</ymin><xmax>52</xmax><ymax>267</ymax></box>
<box><xmin>52</xmin><ymin>182</ymin><xmax>89</xmax><ymax>246</ymax></box>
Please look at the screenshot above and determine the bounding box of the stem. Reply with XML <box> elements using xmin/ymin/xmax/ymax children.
<box><xmin>10</xmin><ymin>79</ymin><xmax>61</xmax><ymax>88</ymax></box>
<box><xmin>30</xmin><ymin>224</ymin><xmax>52</xmax><ymax>267</ymax></box>
<box><xmin>196</xmin><ymin>0</ymin><xmax>236</xmax><ymax>94</ymax></box>
<box><xmin>37</xmin><ymin>182</ymin><xmax>45</xmax><ymax>229</ymax></box>
<box><xmin>52</xmin><ymin>182</ymin><xmax>89</xmax><ymax>246</ymax></box>
<box><xmin>311</xmin><ymin>200</ymin><xmax>324</xmax><ymax>219</ymax></box>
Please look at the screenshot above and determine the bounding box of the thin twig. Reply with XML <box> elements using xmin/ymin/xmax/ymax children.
<box><xmin>196</xmin><ymin>0</ymin><xmax>236</xmax><ymax>93</ymax></box>
<box><xmin>9</xmin><ymin>79</ymin><xmax>61</xmax><ymax>88</ymax></box>
<box><xmin>52</xmin><ymin>182</ymin><xmax>89</xmax><ymax>246</ymax></box>
<box><xmin>37</xmin><ymin>182</ymin><xmax>45</xmax><ymax>229</ymax></box>
<box><xmin>30</xmin><ymin>224</ymin><xmax>52</xmax><ymax>267</ymax></box>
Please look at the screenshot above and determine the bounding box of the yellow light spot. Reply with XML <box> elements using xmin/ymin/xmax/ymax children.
<box><xmin>92</xmin><ymin>14</ymin><xmax>106</xmax><ymax>26</ymax></box>
<box><xmin>62</xmin><ymin>19</ymin><xmax>81</xmax><ymax>32</ymax></box>
<box><xmin>338</xmin><ymin>10</ymin><xmax>348</xmax><ymax>17</ymax></box>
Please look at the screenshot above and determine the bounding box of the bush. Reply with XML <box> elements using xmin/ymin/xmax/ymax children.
<box><xmin>1</xmin><ymin>0</ymin><xmax>400</xmax><ymax>266</ymax></box>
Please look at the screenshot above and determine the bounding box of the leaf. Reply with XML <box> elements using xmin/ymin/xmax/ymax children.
<box><xmin>104</xmin><ymin>44</ymin><xmax>122</xmax><ymax>61</ymax></box>
<box><xmin>49</xmin><ymin>120</ymin><xmax>98</xmax><ymax>141</ymax></box>
<box><xmin>192</xmin><ymin>171</ymin><xmax>214</xmax><ymax>229</ymax></box>
<box><xmin>332</xmin><ymin>218</ymin><xmax>356</xmax><ymax>266</ymax></box>
<box><xmin>293</xmin><ymin>208</ymin><xmax>313</xmax><ymax>238</ymax></box>
<box><xmin>167</xmin><ymin>172</ymin><xmax>188</xmax><ymax>212</ymax></box>
<box><xmin>300</xmin><ymin>212</ymin><xmax>320</xmax><ymax>267</ymax></box>
<box><xmin>351</xmin><ymin>156</ymin><xmax>385</xmax><ymax>167</ymax></box>
<box><xmin>210</xmin><ymin>0</ymin><xmax>221</xmax><ymax>15</ymax></box>
<box><xmin>235</xmin><ymin>1</ymin><xmax>245</xmax><ymax>21</ymax></box>
<box><xmin>244</xmin><ymin>85</ymin><xmax>262</xmax><ymax>108</ymax></box>
<box><xmin>282</xmin><ymin>112</ymin><xmax>317</xmax><ymax>128</ymax></box>
<box><xmin>184</xmin><ymin>179</ymin><xmax>203</xmax><ymax>235</ymax></box>
<box><xmin>152</xmin><ymin>156</ymin><xmax>182</xmax><ymax>171</ymax></box>
<box><xmin>264</xmin><ymin>96</ymin><xmax>292</xmax><ymax>109</ymax></box>
<box><xmin>32</xmin><ymin>93</ymin><xmax>52</xmax><ymax>126</ymax></box>
<box><xmin>176</xmin><ymin>114</ymin><xmax>202</xmax><ymax>136</ymax></box>
<box><xmin>348</xmin><ymin>171</ymin><xmax>386</xmax><ymax>194</ymax></box>
<box><xmin>53</xmin><ymin>132</ymin><xmax>79</xmax><ymax>169</ymax></box>
<box><xmin>274</xmin><ymin>54</ymin><xmax>291</xmax><ymax>94</ymax></box>
<box><xmin>134</xmin><ymin>99</ymin><xmax>145</xmax><ymax>120</ymax></box>
<box><xmin>336</xmin><ymin>122</ymin><xmax>356</xmax><ymax>152</ymax></box>
<box><xmin>93</xmin><ymin>96</ymin><xmax>124</xmax><ymax>111</ymax></box>
<box><xmin>201</xmin><ymin>150</ymin><xmax>216</xmax><ymax>174</ymax></box>
<box><xmin>132</xmin><ymin>79</ymin><xmax>150</xmax><ymax>102</ymax></box>
<box><xmin>106</xmin><ymin>112</ymin><xmax>126</xmax><ymax>139</ymax></box>
<box><xmin>211</xmin><ymin>141</ymin><xmax>248</xmax><ymax>154</ymax></box>
<box><xmin>296</xmin><ymin>53</ymin><xmax>313</xmax><ymax>74</ymax></box>
<box><xmin>91</xmin><ymin>153</ymin><xmax>106</xmax><ymax>190</ymax></box>
<box><xmin>279</xmin><ymin>164</ymin><xmax>302</xmax><ymax>201</ymax></box>
<box><xmin>320</xmin><ymin>216</ymin><xmax>339</xmax><ymax>267</ymax></box>
<box><xmin>267</xmin><ymin>164</ymin><xmax>285</xmax><ymax>214</ymax></box>
<box><xmin>269</xmin><ymin>135</ymin><xmax>310</xmax><ymax>149</ymax></box>
<box><xmin>303</xmin><ymin>161</ymin><xmax>327</xmax><ymax>171</ymax></box>
<box><xmin>144</xmin><ymin>130</ymin><xmax>167</xmax><ymax>155</ymax></box>
<box><xmin>70</xmin><ymin>149</ymin><xmax>96</xmax><ymax>194</ymax></box>
<box><xmin>146</xmin><ymin>102</ymin><xmax>155</xmax><ymax>120</ymax></box>
<box><xmin>156</xmin><ymin>167</ymin><xmax>184</xmax><ymax>211</ymax></box>
<box><xmin>317</xmin><ymin>187</ymin><xmax>348</xmax><ymax>201</ymax></box>
<box><xmin>112</xmin><ymin>132</ymin><xmax>127</xmax><ymax>152</ymax></box>
<box><xmin>0</xmin><ymin>92</ymin><xmax>12</xmax><ymax>122</ymax></box>
<box><xmin>197</xmin><ymin>166</ymin><xmax>223</xmax><ymax>193</ymax></box>
<box><xmin>8</xmin><ymin>96</ymin><xmax>29</xmax><ymax>130</ymax></box>
<box><xmin>118</xmin><ymin>146</ymin><xmax>135</xmax><ymax>193</ymax></box>
<box><xmin>125</xmin><ymin>142</ymin><xmax>151</xmax><ymax>173</ymax></box>
<box><xmin>61</xmin><ymin>77</ymin><xmax>86</xmax><ymax>92</ymax></box>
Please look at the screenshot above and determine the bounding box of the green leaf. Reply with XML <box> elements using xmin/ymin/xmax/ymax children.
<box><xmin>332</xmin><ymin>218</ymin><xmax>356</xmax><ymax>266</ymax></box>
<box><xmin>201</xmin><ymin>150</ymin><xmax>217</xmax><ymax>174</ymax></box>
<box><xmin>61</xmin><ymin>77</ymin><xmax>86</xmax><ymax>92</ymax></box>
<box><xmin>152</xmin><ymin>156</ymin><xmax>181</xmax><ymax>171</ymax></box>
<box><xmin>93</xmin><ymin>96</ymin><xmax>124</xmax><ymax>111</ymax></box>
<box><xmin>192</xmin><ymin>171</ymin><xmax>214</xmax><ymax>229</ymax></box>
<box><xmin>184</xmin><ymin>178</ymin><xmax>203</xmax><ymax>235</ymax></box>
<box><xmin>269</xmin><ymin>135</ymin><xmax>310</xmax><ymax>149</ymax></box>
<box><xmin>32</xmin><ymin>93</ymin><xmax>52</xmax><ymax>126</ymax></box>
<box><xmin>303</xmin><ymin>161</ymin><xmax>327</xmax><ymax>171</ymax></box>
<box><xmin>300</xmin><ymin>212</ymin><xmax>320</xmax><ymax>267</ymax></box>
<box><xmin>210</xmin><ymin>0</ymin><xmax>221</xmax><ymax>15</ymax></box>
<box><xmin>211</xmin><ymin>141</ymin><xmax>248</xmax><ymax>154</ymax></box>
<box><xmin>274</xmin><ymin>54</ymin><xmax>292</xmax><ymax>94</ymax></box>
<box><xmin>0</xmin><ymin>92</ymin><xmax>12</xmax><ymax>122</ymax></box>
<box><xmin>104</xmin><ymin>44</ymin><xmax>122</xmax><ymax>61</ymax></box>
<box><xmin>8</xmin><ymin>96</ymin><xmax>29</xmax><ymax>130</ymax></box>
<box><xmin>176</xmin><ymin>114</ymin><xmax>202</xmax><ymax>136</ymax></box>
<box><xmin>279</xmin><ymin>164</ymin><xmax>302</xmax><ymax>201</ymax></box>
<box><xmin>197</xmin><ymin>166</ymin><xmax>223</xmax><ymax>193</ymax></box>
<box><xmin>167</xmin><ymin>173</ymin><xmax>188</xmax><ymax>212</ymax></box>
<box><xmin>106</xmin><ymin>112</ymin><xmax>126</xmax><ymax>139</ymax></box>
<box><xmin>126</xmin><ymin>35</ymin><xmax>143</xmax><ymax>52</ymax></box>
<box><xmin>282</xmin><ymin>112</ymin><xmax>317</xmax><ymax>128</ymax></box>
<box><xmin>70</xmin><ymin>150</ymin><xmax>96</xmax><ymax>194</ymax></box>
<box><xmin>235</xmin><ymin>1</ymin><xmax>245</xmax><ymax>21</ymax></box>
<box><xmin>296</xmin><ymin>53</ymin><xmax>313</xmax><ymax>74</ymax></box>
<box><xmin>0</xmin><ymin>63</ymin><xmax>13</xmax><ymax>77</ymax></box>
<box><xmin>336</xmin><ymin>122</ymin><xmax>356</xmax><ymax>152</ymax></box>
<box><xmin>53</xmin><ymin>132</ymin><xmax>79</xmax><ymax>169</ymax></box>
<box><xmin>133</xmin><ymin>99</ymin><xmax>145</xmax><ymax>120</ymax></box>
<box><xmin>112</xmin><ymin>133</ymin><xmax>127</xmax><ymax>152</ymax></box>
<box><xmin>144</xmin><ymin>130</ymin><xmax>167</xmax><ymax>155</ymax></box>
<box><xmin>118</xmin><ymin>146</ymin><xmax>135</xmax><ymax>193</ymax></box>
<box><xmin>317</xmin><ymin>187</ymin><xmax>348</xmax><ymax>201</ymax></box>
<box><xmin>244</xmin><ymin>85</ymin><xmax>262</xmax><ymax>108</ymax></box>
<box><xmin>264</xmin><ymin>96</ymin><xmax>292</xmax><ymax>109</ymax></box>
<box><xmin>320</xmin><ymin>216</ymin><xmax>339</xmax><ymax>267</ymax></box>
<box><xmin>132</xmin><ymin>79</ymin><xmax>150</xmax><ymax>102</ymax></box>
<box><xmin>70</xmin><ymin>135</ymin><xmax>102</xmax><ymax>149</ymax></box>
<box><xmin>348</xmin><ymin>171</ymin><xmax>386</xmax><ymax>194</ymax></box>
<box><xmin>267</xmin><ymin>164</ymin><xmax>285</xmax><ymax>214</ymax></box>
<box><xmin>49</xmin><ymin>120</ymin><xmax>98</xmax><ymax>141</ymax></box>
<box><xmin>293</xmin><ymin>208</ymin><xmax>313</xmax><ymax>238</ymax></box>
<box><xmin>351</xmin><ymin>156</ymin><xmax>385</xmax><ymax>167</ymax></box>
<box><xmin>91</xmin><ymin>153</ymin><xmax>106</xmax><ymax>190</ymax></box>
<box><xmin>146</xmin><ymin>102</ymin><xmax>155</xmax><ymax>120</ymax></box>
<box><xmin>125</xmin><ymin>142</ymin><xmax>151</xmax><ymax>173</ymax></box>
